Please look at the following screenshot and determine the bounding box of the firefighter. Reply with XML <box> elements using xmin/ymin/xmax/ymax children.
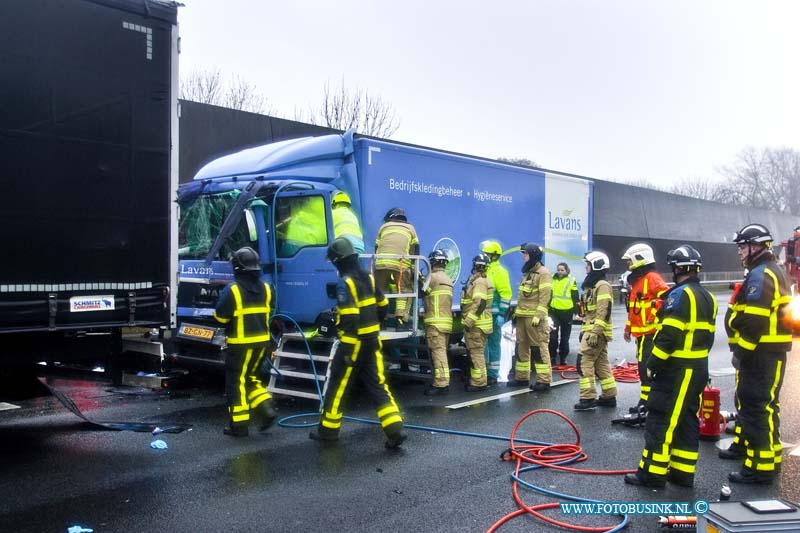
<box><xmin>282</xmin><ymin>196</ymin><xmax>327</xmax><ymax>253</ymax></box>
<box><xmin>574</xmin><ymin>251</ymin><xmax>617</xmax><ymax>410</ymax></box>
<box><xmin>310</xmin><ymin>238</ymin><xmax>407</xmax><ymax>448</ymax></box>
<box><xmin>509</xmin><ymin>243</ymin><xmax>553</xmax><ymax>391</ymax></box>
<box><xmin>480</xmin><ymin>240</ymin><xmax>512</xmax><ymax>384</ymax></box>
<box><xmin>374</xmin><ymin>207</ymin><xmax>419</xmax><ymax>328</ymax></box>
<box><xmin>624</xmin><ymin>245</ymin><xmax>717</xmax><ymax>488</ymax></box>
<box><xmin>423</xmin><ymin>249</ymin><xmax>454</xmax><ymax>395</ymax></box>
<box><xmin>621</xmin><ymin>243</ymin><xmax>669</xmax><ymax>414</ymax></box>
<box><xmin>331</xmin><ymin>190</ymin><xmax>365</xmax><ymax>253</ymax></box>
<box><xmin>461</xmin><ymin>253</ymin><xmax>495</xmax><ymax>391</ymax></box>
<box><xmin>723</xmin><ymin>223</ymin><xmax>791</xmax><ymax>484</ymax></box>
<box><xmin>549</xmin><ymin>262</ymin><xmax>579</xmax><ymax>366</ymax></box>
<box><xmin>214</xmin><ymin>247</ymin><xmax>277</xmax><ymax>437</ymax></box>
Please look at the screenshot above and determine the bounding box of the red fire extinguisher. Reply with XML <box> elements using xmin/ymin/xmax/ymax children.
<box><xmin>699</xmin><ymin>384</ymin><xmax>725</xmax><ymax>440</ymax></box>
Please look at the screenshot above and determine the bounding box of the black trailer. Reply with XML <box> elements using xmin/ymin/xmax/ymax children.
<box><xmin>0</xmin><ymin>0</ymin><xmax>179</xmax><ymax>371</ymax></box>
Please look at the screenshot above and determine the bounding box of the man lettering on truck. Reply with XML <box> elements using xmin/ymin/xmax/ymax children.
<box><xmin>214</xmin><ymin>247</ymin><xmax>277</xmax><ymax>437</ymax></box>
<box><xmin>509</xmin><ymin>243</ymin><xmax>553</xmax><ymax>391</ymax></box>
<box><xmin>374</xmin><ymin>207</ymin><xmax>419</xmax><ymax>329</ymax></box>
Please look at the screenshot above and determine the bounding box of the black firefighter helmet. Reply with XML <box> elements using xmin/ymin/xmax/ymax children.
<box><xmin>326</xmin><ymin>237</ymin><xmax>357</xmax><ymax>264</ymax></box>
<box><xmin>384</xmin><ymin>207</ymin><xmax>407</xmax><ymax>222</ymax></box>
<box><xmin>232</xmin><ymin>246</ymin><xmax>261</xmax><ymax>273</ymax></box>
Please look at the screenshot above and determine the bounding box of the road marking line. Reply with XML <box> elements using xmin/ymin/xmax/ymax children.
<box><xmin>445</xmin><ymin>379</ymin><xmax>576</xmax><ymax>409</ymax></box>
<box><xmin>0</xmin><ymin>402</ymin><xmax>21</xmax><ymax>411</ymax></box>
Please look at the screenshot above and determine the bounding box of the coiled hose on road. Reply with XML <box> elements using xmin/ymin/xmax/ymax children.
<box><xmin>271</xmin><ymin>316</ymin><xmax>636</xmax><ymax>532</ymax></box>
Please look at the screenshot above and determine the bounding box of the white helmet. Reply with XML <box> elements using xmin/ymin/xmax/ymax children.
<box><xmin>585</xmin><ymin>251</ymin><xmax>610</xmax><ymax>271</ymax></box>
<box><xmin>621</xmin><ymin>243</ymin><xmax>655</xmax><ymax>269</ymax></box>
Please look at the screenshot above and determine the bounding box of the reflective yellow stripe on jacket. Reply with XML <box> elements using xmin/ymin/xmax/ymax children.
<box><xmin>652</xmin><ymin>286</ymin><xmax>716</xmax><ymax>360</ymax></box>
<box><xmin>226</xmin><ymin>283</ymin><xmax>272</xmax><ymax>345</ymax></box>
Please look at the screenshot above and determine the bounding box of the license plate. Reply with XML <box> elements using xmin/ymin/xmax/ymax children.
<box><xmin>179</xmin><ymin>324</ymin><xmax>215</xmax><ymax>340</ymax></box>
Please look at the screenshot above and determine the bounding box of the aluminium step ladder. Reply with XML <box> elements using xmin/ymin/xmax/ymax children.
<box><xmin>267</xmin><ymin>332</ymin><xmax>337</xmax><ymax>402</ymax></box>
<box><xmin>266</xmin><ymin>329</ymin><xmax>437</xmax><ymax>401</ymax></box>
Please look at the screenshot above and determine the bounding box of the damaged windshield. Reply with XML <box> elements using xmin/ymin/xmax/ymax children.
<box><xmin>178</xmin><ymin>190</ymin><xmax>253</xmax><ymax>260</ymax></box>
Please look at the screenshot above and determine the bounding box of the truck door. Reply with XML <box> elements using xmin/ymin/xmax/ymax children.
<box><xmin>272</xmin><ymin>192</ymin><xmax>337</xmax><ymax>324</ymax></box>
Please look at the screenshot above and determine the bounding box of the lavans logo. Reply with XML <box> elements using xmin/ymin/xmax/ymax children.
<box><xmin>548</xmin><ymin>209</ymin><xmax>582</xmax><ymax>232</ymax></box>
<box><xmin>180</xmin><ymin>264</ymin><xmax>216</xmax><ymax>276</ymax></box>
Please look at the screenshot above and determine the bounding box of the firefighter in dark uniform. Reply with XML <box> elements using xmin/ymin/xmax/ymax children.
<box><xmin>723</xmin><ymin>224</ymin><xmax>792</xmax><ymax>484</ymax></box>
<box><xmin>214</xmin><ymin>247</ymin><xmax>277</xmax><ymax>437</ymax></box>
<box><xmin>625</xmin><ymin>245</ymin><xmax>717</xmax><ymax>488</ymax></box>
<box><xmin>310</xmin><ymin>238</ymin><xmax>407</xmax><ymax>449</ymax></box>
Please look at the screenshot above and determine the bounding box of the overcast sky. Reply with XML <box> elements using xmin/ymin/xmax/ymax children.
<box><xmin>178</xmin><ymin>0</ymin><xmax>800</xmax><ymax>187</ymax></box>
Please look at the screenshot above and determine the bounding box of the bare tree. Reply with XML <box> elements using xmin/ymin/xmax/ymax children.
<box><xmin>181</xmin><ymin>68</ymin><xmax>271</xmax><ymax>114</ymax></box>
<box><xmin>497</xmin><ymin>157</ymin><xmax>540</xmax><ymax>168</ymax></box>
<box><xmin>622</xmin><ymin>178</ymin><xmax>667</xmax><ymax>192</ymax></box>
<box><xmin>716</xmin><ymin>147</ymin><xmax>800</xmax><ymax>214</ymax></box>
<box><xmin>669</xmin><ymin>178</ymin><xmax>728</xmax><ymax>203</ymax></box>
<box><xmin>302</xmin><ymin>81</ymin><xmax>400</xmax><ymax>138</ymax></box>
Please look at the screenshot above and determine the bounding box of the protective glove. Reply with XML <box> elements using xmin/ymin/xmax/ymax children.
<box><xmin>531</xmin><ymin>316</ymin><xmax>541</xmax><ymax>327</ymax></box>
<box><xmin>585</xmin><ymin>332</ymin><xmax>599</xmax><ymax>347</ymax></box>
<box><xmin>731</xmin><ymin>353</ymin><xmax>741</xmax><ymax>371</ymax></box>
<box><xmin>494</xmin><ymin>314</ymin><xmax>505</xmax><ymax>329</ymax></box>
<box><xmin>646</xmin><ymin>367</ymin><xmax>656</xmax><ymax>380</ymax></box>
<box><xmin>463</xmin><ymin>315</ymin><xmax>475</xmax><ymax>329</ymax></box>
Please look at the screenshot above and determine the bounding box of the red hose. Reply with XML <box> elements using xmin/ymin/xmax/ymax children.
<box><xmin>487</xmin><ymin>409</ymin><xmax>636</xmax><ymax>532</ymax></box>
<box><xmin>551</xmin><ymin>362</ymin><xmax>640</xmax><ymax>383</ymax></box>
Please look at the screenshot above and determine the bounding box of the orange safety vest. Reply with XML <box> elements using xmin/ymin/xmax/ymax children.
<box><xmin>625</xmin><ymin>270</ymin><xmax>668</xmax><ymax>337</ymax></box>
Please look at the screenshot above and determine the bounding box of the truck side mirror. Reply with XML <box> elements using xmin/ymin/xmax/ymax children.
<box><xmin>244</xmin><ymin>208</ymin><xmax>257</xmax><ymax>242</ymax></box>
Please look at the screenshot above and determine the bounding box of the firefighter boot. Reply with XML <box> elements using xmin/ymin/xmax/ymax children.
<box><xmin>309</xmin><ymin>427</ymin><xmax>339</xmax><ymax>443</ymax></box>
<box><xmin>254</xmin><ymin>400</ymin><xmax>277</xmax><ymax>432</ymax></box>
<box><xmin>666</xmin><ymin>469</ymin><xmax>694</xmax><ymax>488</ymax></box>
<box><xmin>423</xmin><ymin>385</ymin><xmax>449</xmax><ymax>396</ymax></box>
<box><xmin>728</xmin><ymin>469</ymin><xmax>773</xmax><ymax>485</ymax></box>
<box><xmin>531</xmin><ymin>382</ymin><xmax>551</xmax><ymax>392</ymax></box>
<box><xmin>385</xmin><ymin>430</ymin><xmax>408</xmax><ymax>450</ymax></box>
<box><xmin>624</xmin><ymin>471</ymin><xmax>666</xmax><ymax>488</ymax></box>
<box><xmin>718</xmin><ymin>443</ymin><xmax>746</xmax><ymax>460</ymax></box>
<box><xmin>597</xmin><ymin>396</ymin><xmax>617</xmax><ymax>407</ymax></box>
<box><xmin>223</xmin><ymin>424</ymin><xmax>249</xmax><ymax>438</ymax></box>
<box><xmin>574</xmin><ymin>399</ymin><xmax>598</xmax><ymax>411</ymax></box>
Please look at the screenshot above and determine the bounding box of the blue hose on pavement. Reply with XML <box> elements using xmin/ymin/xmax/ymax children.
<box><xmin>270</xmin><ymin>315</ymin><xmax>629</xmax><ymax>533</ymax></box>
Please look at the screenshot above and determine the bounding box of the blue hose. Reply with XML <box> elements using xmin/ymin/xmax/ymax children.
<box><xmin>270</xmin><ymin>313</ymin><xmax>629</xmax><ymax>532</ymax></box>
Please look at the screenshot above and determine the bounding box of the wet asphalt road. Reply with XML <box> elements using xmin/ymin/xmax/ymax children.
<box><xmin>1</xmin><ymin>291</ymin><xmax>799</xmax><ymax>533</ymax></box>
